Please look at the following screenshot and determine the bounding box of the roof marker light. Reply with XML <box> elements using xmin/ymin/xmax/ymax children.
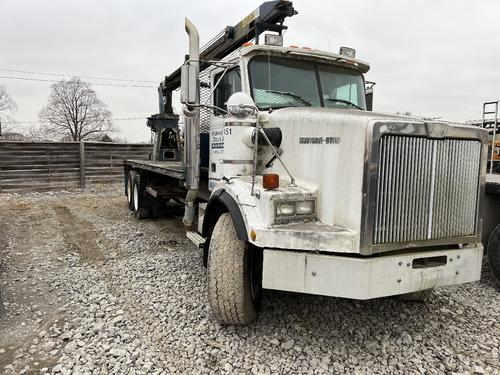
<box><xmin>339</xmin><ymin>46</ymin><xmax>356</xmax><ymax>58</ymax></box>
<box><xmin>265</xmin><ymin>34</ymin><xmax>283</xmax><ymax>47</ymax></box>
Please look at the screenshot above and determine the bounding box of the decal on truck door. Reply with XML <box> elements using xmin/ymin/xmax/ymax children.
<box><xmin>211</xmin><ymin>129</ymin><xmax>224</xmax><ymax>151</ymax></box>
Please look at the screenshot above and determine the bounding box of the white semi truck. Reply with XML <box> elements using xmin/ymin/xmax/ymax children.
<box><xmin>124</xmin><ymin>1</ymin><xmax>489</xmax><ymax>325</ymax></box>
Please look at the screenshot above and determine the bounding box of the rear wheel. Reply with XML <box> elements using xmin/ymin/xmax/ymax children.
<box><xmin>126</xmin><ymin>171</ymin><xmax>135</xmax><ymax>211</ymax></box>
<box><xmin>207</xmin><ymin>213</ymin><xmax>261</xmax><ymax>325</ymax></box>
<box><xmin>132</xmin><ymin>174</ymin><xmax>150</xmax><ymax>219</ymax></box>
<box><xmin>487</xmin><ymin>224</ymin><xmax>500</xmax><ymax>283</ymax></box>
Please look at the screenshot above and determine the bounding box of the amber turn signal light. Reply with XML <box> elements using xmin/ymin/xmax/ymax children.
<box><xmin>263</xmin><ymin>174</ymin><xmax>279</xmax><ymax>190</ymax></box>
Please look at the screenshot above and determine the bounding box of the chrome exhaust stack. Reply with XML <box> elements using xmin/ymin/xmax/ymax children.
<box><xmin>182</xmin><ymin>17</ymin><xmax>200</xmax><ymax>227</ymax></box>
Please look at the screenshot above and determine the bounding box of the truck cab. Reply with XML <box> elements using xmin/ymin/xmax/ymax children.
<box><xmin>124</xmin><ymin>1</ymin><xmax>489</xmax><ymax>325</ymax></box>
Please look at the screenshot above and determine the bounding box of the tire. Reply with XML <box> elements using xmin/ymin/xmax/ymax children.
<box><xmin>126</xmin><ymin>171</ymin><xmax>136</xmax><ymax>211</ymax></box>
<box><xmin>398</xmin><ymin>288</ymin><xmax>434</xmax><ymax>302</ymax></box>
<box><xmin>207</xmin><ymin>213</ymin><xmax>261</xmax><ymax>325</ymax></box>
<box><xmin>487</xmin><ymin>224</ymin><xmax>500</xmax><ymax>283</ymax></box>
<box><xmin>132</xmin><ymin>174</ymin><xmax>150</xmax><ymax>219</ymax></box>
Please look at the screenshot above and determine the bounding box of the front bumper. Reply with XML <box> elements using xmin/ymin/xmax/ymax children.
<box><xmin>262</xmin><ymin>245</ymin><xmax>483</xmax><ymax>299</ymax></box>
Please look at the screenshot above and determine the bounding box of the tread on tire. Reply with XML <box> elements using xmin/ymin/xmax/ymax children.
<box><xmin>207</xmin><ymin>212</ymin><xmax>259</xmax><ymax>325</ymax></box>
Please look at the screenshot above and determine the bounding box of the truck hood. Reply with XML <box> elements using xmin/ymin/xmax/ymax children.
<box><xmin>262</xmin><ymin>107</ymin><xmax>484</xmax><ymax>233</ymax></box>
<box><xmin>262</xmin><ymin>107</ymin><xmax>422</xmax><ymax>230</ymax></box>
<box><xmin>262</xmin><ymin>107</ymin><xmax>426</xmax><ymax>127</ymax></box>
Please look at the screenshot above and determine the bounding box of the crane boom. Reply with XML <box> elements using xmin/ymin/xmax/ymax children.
<box><xmin>160</xmin><ymin>1</ymin><xmax>297</xmax><ymax>114</ymax></box>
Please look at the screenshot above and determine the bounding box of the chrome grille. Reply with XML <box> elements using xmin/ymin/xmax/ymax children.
<box><xmin>374</xmin><ymin>136</ymin><xmax>481</xmax><ymax>244</ymax></box>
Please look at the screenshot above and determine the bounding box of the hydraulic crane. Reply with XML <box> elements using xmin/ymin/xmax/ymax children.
<box><xmin>158</xmin><ymin>1</ymin><xmax>297</xmax><ymax>115</ymax></box>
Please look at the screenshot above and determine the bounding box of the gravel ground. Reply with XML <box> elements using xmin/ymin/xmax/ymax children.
<box><xmin>0</xmin><ymin>185</ymin><xmax>498</xmax><ymax>375</ymax></box>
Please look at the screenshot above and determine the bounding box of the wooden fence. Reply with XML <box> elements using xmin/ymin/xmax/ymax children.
<box><xmin>0</xmin><ymin>141</ymin><xmax>152</xmax><ymax>193</ymax></box>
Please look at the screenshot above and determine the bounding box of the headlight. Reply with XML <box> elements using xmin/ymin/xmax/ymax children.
<box><xmin>276</xmin><ymin>202</ymin><xmax>295</xmax><ymax>216</ymax></box>
<box><xmin>275</xmin><ymin>200</ymin><xmax>316</xmax><ymax>217</ymax></box>
<box><xmin>296</xmin><ymin>200</ymin><xmax>315</xmax><ymax>215</ymax></box>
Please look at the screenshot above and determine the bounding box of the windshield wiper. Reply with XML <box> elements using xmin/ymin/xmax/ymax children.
<box><xmin>264</xmin><ymin>89</ymin><xmax>311</xmax><ymax>107</ymax></box>
<box><xmin>325</xmin><ymin>98</ymin><xmax>363</xmax><ymax>110</ymax></box>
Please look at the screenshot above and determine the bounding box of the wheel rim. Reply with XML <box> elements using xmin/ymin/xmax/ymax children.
<box><xmin>133</xmin><ymin>184</ymin><xmax>139</xmax><ymax>211</ymax></box>
<box><xmin>127</xmin><ymin>178</ymin><xmax>133</xmax><ymax>203</ymax></box>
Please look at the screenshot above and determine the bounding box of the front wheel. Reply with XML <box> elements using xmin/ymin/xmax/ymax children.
<box><xmin>207</xmin><ymin>213</ymin><xmax>261</xmax><ymax>325</ymax></box>
<box><xmin>487</xmin><ymin>224</ymin><xmax>500</xmax><ymax>283</ymax></box>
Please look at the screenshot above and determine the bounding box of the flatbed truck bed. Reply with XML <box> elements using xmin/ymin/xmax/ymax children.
<box><xmin>125</xmin><ymin>159</ymin><xmax>186</xmax><ymax>180</ymax></box>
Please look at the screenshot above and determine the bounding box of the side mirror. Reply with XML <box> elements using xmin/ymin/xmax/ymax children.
<box><xmin>365</xmin><ymin>82</ymin><xmax>375</xmax><ymax>111</ymax></box>
<box><xmin>181</xmin><ymin>64</ymin><xmax>199</xmax><ymax>105</ymax></box>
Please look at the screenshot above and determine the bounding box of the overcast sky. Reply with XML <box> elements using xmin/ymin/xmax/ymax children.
<box><xmin>1</xmin><ymin>0</ymin><xmax>499</xmax><ymax>142</ymax></box>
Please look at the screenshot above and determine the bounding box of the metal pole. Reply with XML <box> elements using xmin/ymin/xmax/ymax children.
<box><xmin>79</xmin><ymin>141</ymin><xmax>86</xmax><ymax>189</ymax></box>
<box><xmin>251</xmin><ymin>123</ymin><xmax>260</xmax><ymax>196</ymax></box>
<box><xmin>491</xmin><ymin>102</ymin><xmax>499</xmax><ymax>174</ymax></box>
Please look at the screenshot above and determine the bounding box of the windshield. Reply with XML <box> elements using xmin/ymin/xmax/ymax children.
<box><xmin>249</xmin><ymin>55</ymin><xmax>366</xmax><ymax>110</ymax></box>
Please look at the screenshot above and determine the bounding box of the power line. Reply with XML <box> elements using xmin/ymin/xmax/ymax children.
<box><xmin>0</xmin><ymin>75</ymin><xmax>155</xmax><ymax>88</ymax></box>
<box><xmin>114</xmin><ymin>117</ymin><xmax>147</xmax><ymax>121</ymax></box>
<box><xmin>4</xmin><ymin>117</ymin><xmax>147</xmax><ymax>124</ymax></box>
<box><xmin>0</xmin><ymin>68</ymin><xmax>157</xmax><ymax>83</ymax></box>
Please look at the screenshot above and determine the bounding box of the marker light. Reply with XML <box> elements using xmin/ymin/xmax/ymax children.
<box><xmin>242</xmin><ymin>42</ymin><xmax>254</xmax><ymax>47</ymax></box>
<box><xmin>339</xmin><ymin>46</ymin><xmax>356</xmax><ymax>58</ymax></box>
<box><xmin>264</xmin><ymin>34</ymin><xmax>283</xmax><ymax>47</ymax></box>
<box><xmin>263</xmin><ymin>174</ymin><xmax>279</xmax><ymax>190</ymax></box>
<box><xmin>250</xmin><ymin>229</ymin><xmax>257</xmax><ymax>241</ymax></box>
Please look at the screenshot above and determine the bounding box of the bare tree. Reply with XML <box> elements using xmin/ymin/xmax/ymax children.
<box><xmin>25</xmin><ymin>125</ymin><xmax>56</xmax><ymax>142</ymax></box>
<box><xmin>0</xmin><ymin>85</ymin><xmax>17</xmax><ymax>135</ymax></box>
<box><xmin>38</xmin><ymin>77</ymin><xmax>113</xmax><ymax>141</ymax></box>
<box><xmin>0</xmin><ymin>85</ymin><xmax>17</xmax><ymax>113</ymax></box>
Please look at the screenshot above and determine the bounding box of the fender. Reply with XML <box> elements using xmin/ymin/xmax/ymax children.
<box><xmin>202</xmin><ymin>189</ymin><xmax>249</xmax><ymax>266</ymax></box>
<box><xmin>202</xmin><ymin>189</ymin><xmax>248</xmax><ymax>241</ymax></box>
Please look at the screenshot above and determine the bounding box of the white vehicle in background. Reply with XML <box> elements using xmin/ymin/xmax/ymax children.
<box><xmin>124</xmin><ymin>1</ymin><xmax>489</xmax><ymax>325</ymax></box>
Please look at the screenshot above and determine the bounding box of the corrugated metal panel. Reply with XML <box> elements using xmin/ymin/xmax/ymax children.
<box><xmin>373</xmin><ymin>136</ymin><xmax>481</xmax><ymax>244</ymax></box>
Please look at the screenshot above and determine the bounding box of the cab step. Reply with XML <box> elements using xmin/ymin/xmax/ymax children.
<box><xmin>186</xmin><ymin>231</ymin><xmax>206</xmax><ymax>248</ymax></box>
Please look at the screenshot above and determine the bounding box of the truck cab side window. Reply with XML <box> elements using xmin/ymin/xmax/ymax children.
<box><xmin>213</xmin><ymin>68</ymin><xmax>241</xmax><ymax>115</ymax></box>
